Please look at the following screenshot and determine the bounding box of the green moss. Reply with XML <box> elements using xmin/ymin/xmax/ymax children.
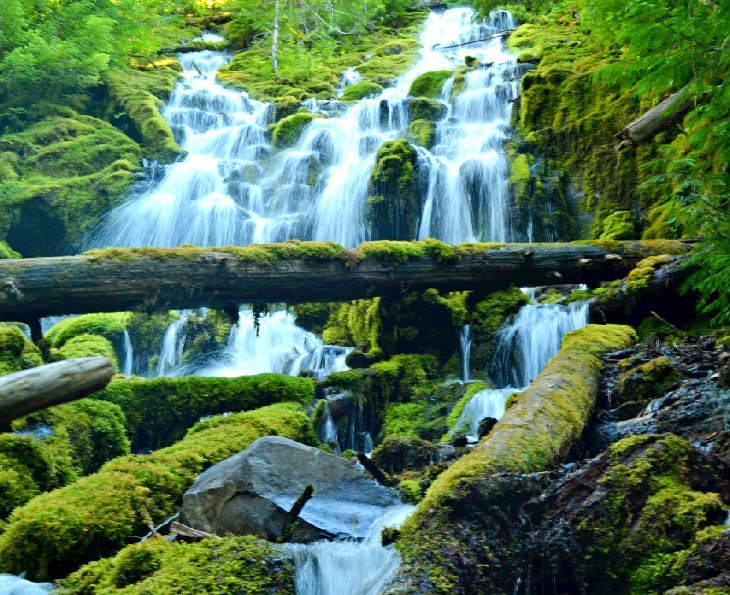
<box><xmin>0</xmin><ymin>115</ymin><xmax>142</xmax><ymax>255</ymax></box>
<box><xmin>399</xmin><ymin>478</ymin><xmax>424</xmax><ymax>504</ymax></box>
<box><xmin>443</xmin><ymin>381</ymin><xmax>488</xmax><ymax>438</ymax></box>
<box><xmin>45</xmin><ymin>313</ymin><xmax>129</xmax><ymax>349</ymax></box>
<box><xmin>367</xmin><ymin>139</ymin><xmax>419</xmax><ymax>240</ymax></box>
<box><xmin>291</xmin><ymin>303</ymin><xmax>333</xmax><ymax>335</ymax></box>
<box><xmin>616</xmin><ymin>356</ymin><xmax>679</xmax><ymax>403</ymax></box>
<box><xmin>105</xmin><ymin>67</ymin><xmax>182</xmax><ymax>162</ymax></box>
<box><xmin>407</xmin><ymin>118</ymin><xmax>436</xmax><ymax>148</ymax></box>
<box><xmin>340</xmin><ymin>81</ymin><xmax>384</xmax><ymax>101</ymax></box>
<box><xmin>509</xmin><ymin>152</ymin><xmax>532</xmax><ymax>203</ymax></box>
<box><xmin>56</xmin><ymin>334</ymin><xmax>119</xmax><ymax>371</ymax></box>
<box><xmin>270</xmin><ymin>111</ymin><xmax>323</xmax><ymax>149</ymax></box>
<box><xmin>0</xmin><ymin>241</ymin><xmax>20</xmax><ymax>259</ymax></box>
<box><xmin>600</xmin><ymin>211</ymin><xmax>639</xmax><ymax>240</ymax></box>
<box><xmin>409</xmin><ymin>70</ymin><xmax>452</xmax><ymax>98</ymax></box>
<box><xmin>0</xmin><ymin>402</ymin><xmax>316</xmax><ymax>581</ymax></box>
<box><xmin>0</xmin><ymin>325</ymin><xmax>43</xmax><ymax>376</ymax></box>
<box><xmin>94</xmin><ymin>374</ymin><xmax>315</xmax><ymax>451</ymax></box>
<box><xmin>58</xmin><ymin>535</ymin><xmax>294</xmax><ymax>593</ymax></box>
<box><xmin>409</xmin><ymin>97</ymin><xmax>447</xmax><ymax>122</ymax></box>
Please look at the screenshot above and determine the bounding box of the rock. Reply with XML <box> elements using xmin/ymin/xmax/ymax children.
<box><xmin>616</xmin><ymin>355</ymin><xmax>679</xmax><ymax>403</ymax></box>
<box><xmin>180</xmin><ymin>436</ymin><xmax>400</xmax><ymax>543</ymax></box>
<box><xmin>477</xmin><ymin>416</ymin><xmax>498</xmax><ymax>438</ymax></box>
<box><xmin>371</xmin><ymin>436</ymin><xmax>437</xmax><ymax>475</ymax></box>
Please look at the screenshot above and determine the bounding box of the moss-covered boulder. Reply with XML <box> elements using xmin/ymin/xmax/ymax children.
<box><xmin>0</xmin><ymin>325</ymin><xmax>43</xmax><ymax>376</ymax></box>
<box><xmin>59</xmin><ymin>536</ymin><xmax>294</xmax><ymax>593</ymax></box>
<box><xmin>600</xmin><ymin>210</ymin><xmax>639</xmax><ymax>240</ymax></box>
<box><xmin>408</xmin><ymin>97</ymin><xmax>447</xmax><ymax>122</ymax></box>
<box><xmin>408</xmin><ymin>70</ymin><xmax>452</xmax><ymax>98</ymax></box>
<box><xmin>270</xmin><ymin>111</ymin><xmax>323</xmax><ymax>149</ymax></box>
<box><xmin>616</xmin><ymin>355</ymin><xmax>680</xmax><ymax>404</ymax></box>
<box><xmin>407</xmin><ymin>118</ymin><xmax>436</xmax><ymax>148</ymax></box>
<box><xmin>45</xmin><ymin>313</ymin><xmax>129</xmax><ymax>349</ymax></box>
<box><xmin>0</xmin><ymin>241</ymin><xmax>20</xmax><ymax>259</ymax></box>
<box><xmin>371</xmin><ymin>436</ymin><xmax>437</xmax><ymax>475</ymax></box>
<box><xmin>105</xmin><ymin>67</ymin><xmax>182</xmax><ymax>162</ymax></box>
<box><xmin>0</xmin><ymin>402</ymin><xmax>316</xmax><ymax>580</ymax></box>
<box><xmin>366</xmin><ymin>139</ymin><xmax>419</xmax><ymax>240</ymax></box>
<box><xmin>56</xmin><ymin>334</ymin><xmax>119</xmax><ymax>371</ymax></box>
<box><xmin>340</xmin><ymin>80</ymin><xmax>383</xmax><ymax>101</ymax></box>
<box><xmin>0</xmin><ymin>114</ymin><xmax>142</xmax><ymax>256</ymax></box>
<box><xmin>94</xmin><ymin>373</ymin><xmax>315</xmax><ymax>451</ymax></box>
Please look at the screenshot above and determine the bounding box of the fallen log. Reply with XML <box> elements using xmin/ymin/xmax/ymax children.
<box><xmin>615</xmin><ymin>88</ymin><xmax>694</xmax><ymax>150</ymax></box>
<box><xmin>278</xmin><ymin>484</ymin><xmax>315</xmax><ymax>543</ymax></box>
<box><xmin>0</xmin><ymin>240</ymin><xmax>690</xmax><ymax>321</ymax></box>
<box><xmin>0</xmin><ymin>357</ymin><xmax>114</xmax><ymax>430</ymax></box>
<box><xmin>357</xmin><ymin>452</ymin><xmax>395</xmax><ymax>487</ymax></box>
<box><xmin>170</xmin><ymin>521</ymin><xmax>219</xmax><ymax>542</ymax></box>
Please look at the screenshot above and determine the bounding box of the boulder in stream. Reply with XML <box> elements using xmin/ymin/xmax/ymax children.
<box><xmin>180</xmin><ymin>436</ymin><xmax>401</xmax><ymax>543</ymax></box>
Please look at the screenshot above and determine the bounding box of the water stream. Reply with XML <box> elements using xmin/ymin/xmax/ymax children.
<box><xmin>460</xmin><ymin>324</ymin><xmax>472</xmax><ymax>383</ymax></box>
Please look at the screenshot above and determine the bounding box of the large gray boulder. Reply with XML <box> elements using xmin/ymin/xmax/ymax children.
<box><xmin>180</xmin><ymin>436</ymin><xmax>401</xmax><ymax>542</ymax></box>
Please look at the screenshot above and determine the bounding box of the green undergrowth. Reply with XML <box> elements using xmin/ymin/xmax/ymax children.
<box><xmin>396</xmin><ymin>324</ymin><xmax>637</xmax><ymax>591</ymax></box>
<box><xmin>0</xmin><ymin>402</ymin><xmax>316</xmax><ymax>581</ymax></box>
<box><xmin>217</xmin><ymin>12</ymin><xmax>427</xmax><ymax>102</ymax></box>
<box><xmin>57</xmin><ymin>535</ymin><xmax>295</xmax><ymax>594</ymax></box>
<box><xmin>1</xmin><ymin>399</ymin><xmax>129</xmax><ymax>522</ymax></box>
<box><xmin>94</xmin><ymin>374</ymin><xmax>314</xmax><ymax>451</ymax></box>
<box><xmin>0</xmin><ymin>114</ymin><xmax>141</xmax><ymax>256</ymax></box>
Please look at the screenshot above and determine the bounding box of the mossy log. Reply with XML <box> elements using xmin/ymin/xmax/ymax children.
<box><xmin>0</xmin><ymin>357</ymin><xmax>114</xmax><ymax>430</ymax></box>
<box><xmin>615</xmin><ymin>88</ymin><xmax>693</xmax><ymax>149</ymax></box>
<box><xmin>0</xmin><ymin>240</ymin><xmax>690</xmax><ymax>321</ymax></box>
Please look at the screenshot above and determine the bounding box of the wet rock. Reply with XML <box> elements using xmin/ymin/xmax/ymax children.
<box><xmin>477</xmin><ymin>416</ymin><xmax>497</xmax><ymax>438</ymax></box>
<box><xmin>616</xmin><ymin>355</ymin><xmax>679</xmax><ymax>403</ymax></box>
<box><xmin>180</xmin><ymin>436</ymin><xmax>400</xmax><ymax>543</ymax></box>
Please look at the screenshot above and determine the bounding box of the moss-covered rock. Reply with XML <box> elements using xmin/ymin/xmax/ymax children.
<box><xmin>407</xmin><ymin>118</ymin><xmax>436</xmax><ymax>148</ymax></box>
<box><xmin>600</xmin><ymin>210</ymin><xmax>639</xmax><ymax>240</ymax></box>
<box><xmin>291</xmin><ymin>303</ymin><xmax>333</xmax><ymax>335</ymax></box>
<box><xmin>270</xmin><ymin>111</ymin><xmax>323</xmax><ymax>149</ymax></box>
<box><xmin>104</xmin><ymin>67</ymin><xmax>182</xmax><ymax>162</ymax></box>
<box><xmin>340</xmin><ymin>80</ymin><xmax>383</xmax><ymax>101</ymax></box>
<box><xmin>45</xmin><ymin>313</ymin><xmax>129</xmax><ymax>349</ymax></box>
<box><xmin>366</xmin><ymin>139</ymin><xmax>419</xmax><ymax>240</ymax></box>
<box><xmin>58</xmin><ymin>536</ymin><xmax>294</xmax><ymax>594</ymax></box>
<box><xmin>408</xmin><ymin>70</ymin><xmax>452</xmax><ymax>98</ymax></box>
<box><xmin>0</xmin><ymin>325</ymin><xmax>43</xmax><ymax>376</ymax></box>
<box><xmin>94</xmin><ymin>374</ymin><xmax>315</xmax><ymax>451</ymax></box>
<box><xmin>617</xmin><ymin>356</ymin><xmax>680</xmax><ymax>404</ymax></box>
<box><xmin>0</xmin><ymin>115</ymin><xmax>141</xmax><ymax>256</ymax></box>
<box><xmin>0</xmin><ymin>402</ymin><xmax>316</xmax><ymax>581</ymax></box>
<box><xmin>56</xmin><ymin>334</ymin><xmax>119</xmax><ymax>371</ymax></box>
<box><xmin>371</xmin><ymin>436</ymin><xmax>437</xmax><ymax>475</ymax></box>
<box><xmin>0</xmin><ymin>241</ymin><xmax>20</xmax><ymax>259</ymax></box>
<box><xmin>409</xmin><ymin>97</ymin><xmax>447</xmax><ymax>122</ymax></box>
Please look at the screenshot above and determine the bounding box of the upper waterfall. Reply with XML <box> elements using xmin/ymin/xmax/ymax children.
<box><xmin>91</xmin><ymin>8</ymin><xmax>521</xmax><ymax>249</ymax></box>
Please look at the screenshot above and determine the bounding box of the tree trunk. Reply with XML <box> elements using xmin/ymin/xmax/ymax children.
<box><xmin>272</xmin><ymin>0</ymin><xmax>280</xmax><ymax>76</ymax></box>
<box><xmin>615</xmin><ymin>88</ymin><xmax>693</xmax><ymax>150</ymax></box>
<box><xmin>0</xmin><ymin>241</ymin><xmax>690</xmax><ymax>321</ymax></box>
<box><xmin>0</xmin><ymin>357</ymin><xmax>114</xmax><ymax>430</ymax></box>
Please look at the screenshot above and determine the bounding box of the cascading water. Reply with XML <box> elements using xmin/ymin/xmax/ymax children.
<box><xmin>493</xmin><ymin>298</ymin><xmax>590</xmax><ymax>388</ymax></box>
<box><xmin>284</xmin><ymin>504</ymin><xmax>414</xmax><ymax>595</ymax></box>
<box><xmin>122</xmin><ymin>329</ymin><xmax>134</xmax><ymax>377</ymax></box>
<box><xmin>155</xmin><ymin>311</ymin><xmax>192</xmax><ymax>376</ymax></box>
<box><xmin>453</xmin><ymin>387</ymin><xmax>513</xmax><ymax>439</ymax></box>
<box><xmin>91</xmin><ymin>8</ymin><xmax>524</xmax><ymax>249</ymax></box>
<box><xmin>460</xmin><ymin>324</ymin><xmax>472</xmax><ymax>382</ymax></box>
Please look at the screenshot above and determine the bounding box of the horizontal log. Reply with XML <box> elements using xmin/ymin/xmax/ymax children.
<box><xmin>615</xmin><ymin>88</ymin><xmax>693</xmax><ymax>149</ymax></box>
<box><xmin>0</xmin><ymin>357</ymin><xmax>114</xmax><ymax>429</ymax></box>
<box><xmin>0</xmin><ymin>240</ymin><xmax>690</xmax><ymax>321</ymax></box>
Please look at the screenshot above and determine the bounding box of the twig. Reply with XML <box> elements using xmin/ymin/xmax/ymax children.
<box><xmin>650</xmin><ymin>311</ymin><xmax>686</xmax><ymax>335</ymax></box>
<box><xmin>433</xmin><ymin>30</ymin><xmax>514</xmax><ymax>50</ymax></box>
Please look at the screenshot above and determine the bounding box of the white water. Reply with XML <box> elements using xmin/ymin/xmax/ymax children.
<box><xmin>122</xmin><ymin>329</ymin><xmax>134</xmax><ymax>377</ymax></box>
<box><xmin>91</xmin><ymin>8</ymin><xmax>521</xmax><ymax>249</ymax></box>
<box><xmin>460</xmin><ymin>324</ymin><xmax>472</xmax><ymax>382</ymax></box>
<box><xmin>494</xmin><ymin>298</ymin><xmax>590</xmax><ymax>388</ymax></box>
<box><xmin>0</xmin><ymin>575</ymin><xmax>52</xmax><ymax>594</ymax></box>
<box><xmin>285</xmin><ymin>504</ymin><xmax>415</xmax><ymax>595</ymax></box>
<box><xmin>454</xmin><ymin>386</ymin><xmax>514</xmax><ymax>439</ymax></box>
<box><xmin>201</xmin><ymin>309</ymin><xmax>351</xmax><ymax>380</ymax></box>
<box><xmin>156</xmin><ymin>311</ymin><xmax>192</xmax><ymax>376</ymax></box>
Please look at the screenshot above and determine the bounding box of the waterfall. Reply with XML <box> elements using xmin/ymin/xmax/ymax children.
<box><xmin>201</xmin><ymin>308</ymin><xmax>351</xmax><ymax>379</ymax></box>
<box><xmin>0</xmin><ymin>575</ymin><xmax>52</xmax><ymax>594</ymax></box>
<box><xmin>91</xmin><ymin>8</ymin><xmax>524</xmax><ymax>250</ymax></box>
<box><xmin>460</xmin><ymin>324</ymin><xmax>472</xmax><ymax>382</ymax></box>
<box><xmin>493</xmin><ymin>299</ymin><xmax>590</xmax><ymax>388</ymax></box>
<box><xmin>284</xmin><ymin>504</ymin><xmax>415</xmax><ymax>595</ymax></box>
<box><xmin>122</xmin><ymin>330</ymin><xmax>134</xmax><ymax>377</ymax></box>
<box><xmin>453</xmin><ymin>387</ymin><xmax>513</xmax><ymax>439</ymax></box>
<box><xmin>319</xmin><ymin>404</ymin><xmax>340</xmax><ymax>452</ymax></box>
<box><xmin>156</xmin><ymin>311</ymin><xmax>191</xmax><ymax>376</ymax></box>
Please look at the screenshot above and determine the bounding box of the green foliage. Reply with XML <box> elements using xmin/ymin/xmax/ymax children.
<box><xmin>408</xmin><ymin>70</ymin><xmax>452</xmax><ymax>98</ymax></box>
<box><xmin>94</xmin><ymin>373</ymin><xmax>315</xmax><ymax>451</ymax></box>
<box><xmin>0</xmin><ymin>241</ymin><xmax>20</xmax><ymax>259</ymax></box>
<box><xmin>58</xmin><ymin>536</ymin><xmax>295</xmax><ymax>594</ymax></box>
<box><xmin>600</xmin><ymin>211</ymin><xmax>638</xmax><ymax>240</ymax></box>
<box><xmin>0</xmin><ymin>402</ymin><xmax>316</xmax><ymax>581</ymax></box>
